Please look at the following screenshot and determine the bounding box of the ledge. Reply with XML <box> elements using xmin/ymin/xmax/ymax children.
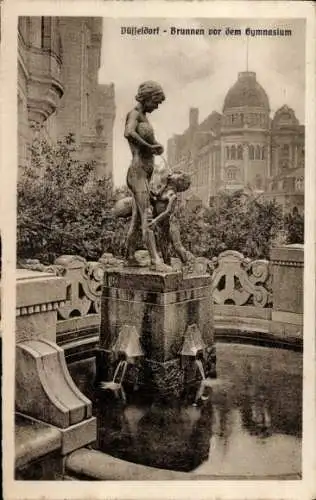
<box><xmin>270</xmin><ymin>244</ymin><xmax>304</xmax><ymax>265</ymax></box>
<box><xmin>15</xmin><ymin>413</ymin><xmax>62</xmax><ymax>469</ymax></box>
<box><xmin>65</xmin><ymin>448</ymin><xmax>301</xmax><ymax>481</ymax></box>
<box><xmin>104</xmin><ymin>268</ymin><xmax>211</xmax><ymax>293</ymax></box>
<box><xmin>16</xmin><ymin>269</ymin><xmax>66</xmax><ymax>310</ymax></box>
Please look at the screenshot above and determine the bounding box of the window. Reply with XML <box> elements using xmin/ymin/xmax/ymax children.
<box><xmin>261</xmin><ymin>146</ymin><xmax>266</xmax><ymax>160</ymax></box>
<box><xmin>82</xmin><ymin>92</ymin><xmax>89</xmax><ymax>127</ymax></box>
<box><xmin>249</xmin><ymin>145</ymin><xmax>254</xmax><ymax>160</ymax></box>
<box><xmin>204</xmin><ymin>166</ymin><xmax>208</xmax><ymax>183</ymax></box>
<box><xmin>255</xmin><ymin>145</ymin><xmax>261</xmax><ymax>160</ymax></box>
<box><xmin>295</xmin><ymin>177</ymin><xmax>304</xmax><ymax>191</ymax></box>
<box><xmin>231</xmin><ymin>145</ymin><xmax>236</xmax><ymax>160</ymax></box>
<box><xmin>255</xmin><ymin>174</ymin><xmax>263</xmax><ymax>190</ymax></box>
<box><xmin>226</xmin><ymin>167</ymin><xmax>237</xmax><ymax>181</ymax></box>
<box><xmin>237</xmin><ymin>145</ymin><xmax>243</xmax><ymax>160</ymax></box>
<box><xmin>41</xmin><ymin>17</ymin><xmax>52</xmax><ymax>49</ymax></box>
<box><xmin>225</xmin><ymin>146</ymin><xmax>230</xmax><ymax>160</ymax></box>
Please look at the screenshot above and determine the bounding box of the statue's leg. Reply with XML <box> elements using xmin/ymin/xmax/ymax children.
<box><xmin>125</xmin><ymin>198</ymin><xmax>141</xmax><ymax>264</ymax></box>
<box><xmin>158</xmin><ymin>224</ymin><xmax>172</xmax><ymax>265</ymax></box>
<box><xmin>133</xmin><ymin>177</ymin><xmax>172</xmax><ymax>272</ymax></box>
<box><xmin>169</xmin><ymin>221</ymin><xmax>192</xmax><ymax>263</ymax></box>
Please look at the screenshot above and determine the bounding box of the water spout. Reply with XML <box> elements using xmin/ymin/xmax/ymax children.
<box><xmin>193</xmin><ymin>359</ymin><xmax>210</xmax><ymax>405</ymax></box>
<box><xmin>195</xmin><ymin>358</ymin><xmax>206</xmax><ymax>380</ymax></box>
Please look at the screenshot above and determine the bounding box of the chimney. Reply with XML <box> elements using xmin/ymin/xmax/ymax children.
<box><xmin>189</xmin><ymin>108</ymin><xmax>199</xmax><ymax>129</ymax></box>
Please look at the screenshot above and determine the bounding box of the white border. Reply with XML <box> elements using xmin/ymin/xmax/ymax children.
<box><xmin>1</xmin><ymin>1</ymin><xmax>315</xmax><ymax>499</ymax></box>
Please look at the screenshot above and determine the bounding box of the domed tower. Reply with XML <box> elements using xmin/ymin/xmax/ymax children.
<box><xmin>268</xmin><ymin>105</ymin><xmax>304</xmax><ymax>213</ymax></box>
<box><xmin>271</xmin><ymin>105</ymin><xmax>304</xmax><ymax>176</ymax></box>
<box><xmin>221</xmin><ymin>71</ymin><xmax>270</xmax><ymax>192</ymax></box>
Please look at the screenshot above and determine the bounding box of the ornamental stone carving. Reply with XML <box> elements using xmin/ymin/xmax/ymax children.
<box><xmin>54</xmin><ymin>255</ymin><xmax>105</xmax><ymax>319</ymax></box>
<box><xmin>210</xmin><ymin>250</ymin><xmax>271</xmax><ymax>307</ymax></box>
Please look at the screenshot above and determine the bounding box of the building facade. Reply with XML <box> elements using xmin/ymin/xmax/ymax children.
<box><xmin>167</xmin><ymin>71</ymin><xmax>304</xmax><ymax>213</ymax></box>
<box><xmin>18</xmin><ymin>17</ymin><xmax>115</xmax><ymax>180</ymax></box>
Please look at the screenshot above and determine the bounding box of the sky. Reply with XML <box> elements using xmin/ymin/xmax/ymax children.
<box><xmin>99</xmin><ymin>18</ymin><xmax>305</xmax><ymax>186</ymax></box>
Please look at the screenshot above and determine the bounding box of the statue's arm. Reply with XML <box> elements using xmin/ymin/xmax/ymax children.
<box><xmin>149</xmin><ymin>193</ymin><xmax>177</xmax><ymax>227</ymax></box>
<box><xmin>124</xmin><ymin>110</ymin><xmax>154</xmax><ymax>149</ymax></box>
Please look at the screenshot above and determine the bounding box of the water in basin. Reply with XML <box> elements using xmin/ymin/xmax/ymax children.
<box><xmin>95</xmin><ymin>343</ymin><xmax>302</xmax><ymax>478</ymax></box>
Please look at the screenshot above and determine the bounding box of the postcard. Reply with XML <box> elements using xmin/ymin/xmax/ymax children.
<box><xmin>1</xmin><ymin>1</ymin><xmax>315</xmax><ymax>499</ymax></box>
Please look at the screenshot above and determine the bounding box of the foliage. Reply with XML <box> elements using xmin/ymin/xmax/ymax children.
<box><xmin>178</xmin><ymin>191</ymin><xmax>285</xmax><ymax>260</ymax></box>
<box><xmin>17</xmin><ymin>133</ymin><xmax>128</xmax><ymax>264</ymax></box>
<box><xmin>284</xmin><ymin>210</ymin><xmax>304</xmax><ymax>244</ymax></box>
<box><xmin>17</xmin><ymin>135</ymin><xmax>304</xmax><ymax>265</ymax></box>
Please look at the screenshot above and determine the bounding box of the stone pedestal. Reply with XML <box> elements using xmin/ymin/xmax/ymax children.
<box><xmin>97</xmin><ymin>268</ymin><xmax>214</xmax><ymax>398</ymax></box>
<box><xmin>270</xmin><ymin>245</ymin><xmax>304</xmax><ymax>339</ymax></box>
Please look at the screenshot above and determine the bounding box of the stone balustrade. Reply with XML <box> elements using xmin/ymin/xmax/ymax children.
<box><xmin>14</xmin><ymin>244</ymin><xmax>303</xmax><ymax>478</ymax></box>
<box><xmin>18</xmin><ymin>245</ymin><xmax>303</xmax><ymax>371</ymax></box>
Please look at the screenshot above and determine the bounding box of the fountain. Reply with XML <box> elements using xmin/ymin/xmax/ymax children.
<box><xmin>95</xmin><ymin>81</ymin><xmax>216</xmax><ymax>403</ymax></box>
<box><xmin>85</xmin><ymin>82</ymin><xmax>303</xmax><ymax>480</ymax></box>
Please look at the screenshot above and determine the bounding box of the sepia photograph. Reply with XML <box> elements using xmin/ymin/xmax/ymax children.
<box><xmin>1</xmin><ymin>1</ymin><xmax>315</xmax><ymax>499</ymax></box>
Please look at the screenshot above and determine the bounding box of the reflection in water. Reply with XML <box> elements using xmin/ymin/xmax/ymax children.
<box><xmin>97</xmin><ymin>398</ymin><xmax>213</xmax><ymax>471</ymax></box>
<box><xmin>241</xmin><ymin>361</ymin><xmax>272</xmax><ymax>438</ymax></box>
<box><xmin>96</xmin><ymin>344</ymin><xmax>302</xmax><ymax>477</ymax></box>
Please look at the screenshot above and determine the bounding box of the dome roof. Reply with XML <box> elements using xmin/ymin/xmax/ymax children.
<box><xmin>223</xmin><ymin>72</ymin><xmax>270</xmax><ymax>112</ymax></box>
<box><xmin>272</xmin><ymin>105</ymin><xmax>299</xmax><ymax>128</ymax></box>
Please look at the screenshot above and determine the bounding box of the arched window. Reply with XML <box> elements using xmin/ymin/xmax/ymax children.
<box><xmin>282</xmin><ymin>144</ymin><xmax>290</xmax><ymax>156</ymax></box>
<box><xmin>225</xmin><ymin>146</ymin><xmax>230</xmax><ymax>160</ymax></box>
<box><xmin>255</xmin><ymin>145</ymin><xmax>261</xmax><ymax>160</ymax></box>
<box><xmin>295</xmin><ymin>176</ymin><xmax>304</xmax><ymax>191</ymax></box>
<box><xmin>231</xmin><ymin>145</ymin><xmax>236</xmax><ymax>160</ymax></box>
<box><xmin>261</xmin><ymin>146</ymin><xmax>266</xmax><ymax>160</ymax></box>
<box><xmin>249</xmin><ymin>145</ymin><xmax>254</xmax><ymax>160</ymax></box>
<box><xmin>237</xmin><ymin>145</ymin><xmax>243</xmax><ymax>160</ymax></box>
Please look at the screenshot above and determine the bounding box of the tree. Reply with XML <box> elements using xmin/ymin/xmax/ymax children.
<box><xmin>178</xmin><ymin>191</ymin><xmax>284</xmax><ymax>260</ymax></box>
<box><xmin>17</xmin><ymin>133</ymin><xmax>128</xmax><ymax>264</ymax></box>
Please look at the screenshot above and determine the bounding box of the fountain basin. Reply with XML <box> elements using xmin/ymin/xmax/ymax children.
<box><xmin>92</xmin><ymin>342</ymin><xmax>302</xmax><ymax>479</ymax></box>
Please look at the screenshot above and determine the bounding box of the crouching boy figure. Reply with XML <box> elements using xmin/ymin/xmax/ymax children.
<box><xmin>148</xmin><ymin>163</ymin><xmax>194</xmax><ymax>267</ymax></box>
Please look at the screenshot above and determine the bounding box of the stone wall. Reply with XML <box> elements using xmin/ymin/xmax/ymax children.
<box><xmin>19</xmin><ymin>245</ymin><xmax>303</xmax><ymax>372</ymax></box>
<box><xmin>15</xmin><ymin>268</ymin><xmax>97</xmax><ymax>479</ymax></box>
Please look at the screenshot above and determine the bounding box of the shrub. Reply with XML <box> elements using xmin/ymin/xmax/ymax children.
<box><xmin>284</xmin><ymin>211</ymin><xmax>304</xmax><ymax>244</ymax></box>
<box><xmin>178</xmin><ymin>191</ymin><xmax>284</xmax><ymax>260</ymax></box>
<box><xmin>17</xmin><ymin>133</ymin><xmax>127</xmax><ymax>264</ymax></box>
<box><xmin>17</xmin><ymin>135</ymin><xmax>303</xmax><ymax>264</ymax></box>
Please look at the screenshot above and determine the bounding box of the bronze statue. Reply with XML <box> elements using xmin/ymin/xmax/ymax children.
<box><xmin>113</xmin><ymin>161</ymin><xmax>194</xmax><ymax>270</ymax></box>
<box><xmin>124</xmin><ymin>81</ymin><xmax>173</xmax><ymax>272</ymax></box>
<box><xmin>149</xmin><ymin>163</ymin><xmax>194</xmax><ymax>266</ymax></box>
